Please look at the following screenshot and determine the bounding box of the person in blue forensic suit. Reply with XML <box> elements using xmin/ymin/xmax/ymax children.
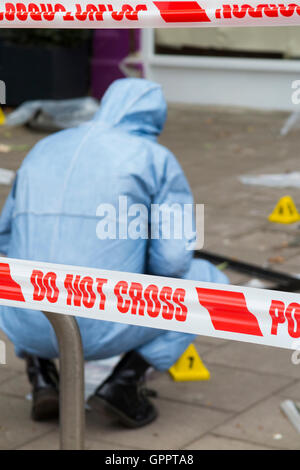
<box><xmin>0</xmin><ymin>78</ymin><xmax>228</xmax><ymax>428</ymax></box>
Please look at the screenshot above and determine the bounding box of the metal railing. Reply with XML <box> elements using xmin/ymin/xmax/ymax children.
<box><xmin>43</xmin><ymin>311</ymin><xmax>85</xmax><ymax>450</ymax></box>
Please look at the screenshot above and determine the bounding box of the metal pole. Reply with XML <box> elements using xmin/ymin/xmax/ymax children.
<box><xmin>43</xmin><ymin>311</ymin><xmax>85</xmax><ymax>450</ymax></box>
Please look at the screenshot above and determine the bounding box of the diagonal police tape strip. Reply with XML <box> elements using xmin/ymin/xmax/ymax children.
<box><xmin>1</xmin><ymin>1</ymin><xmax>300</xmax><ymax>28</ymax></box>
<box><xmin>0</xmin><ymin>256</ymin><xmax>300</xmax><ymax>350</ymax></box>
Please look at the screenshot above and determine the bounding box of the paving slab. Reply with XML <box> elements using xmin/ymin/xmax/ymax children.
<box><xmin>280</xmin><ymin>254</ymin><xmax>300</xmax><ymax>275</ymax></box>
<box><xmin>277</xmin><ymin>380</ymin><xmax>300</xmax><ymax>401</ymax></box>
<box><xmin>162</xmin><ymin>106</ymin><xmax>293</xmax><ymax>187</ymax></box>
<box><xmin>0</xmin><ymin>366</ymin><xmax>18</xmax><ymax>386</ymax></box>
<box><xmin>0</xmin><ymin>393</ymin><xmax>55</xmax><ymax>450</ymax></box>
<box><xmin>213</xmin><ymin>395</ymin><xmax>300</xmax><ymax>450</ymax></box>
<box><xmin>183</xmin><ymin>433</ymin><xmax>272</xmax><ymax>450</ymax></box>
<box><xmin>207</xmin><ymin>244</ymin><xmax>276</xmax><ymax>268</ymax></box>
<box><xmin>179</xmin><ymin>340</ymin><xmax>217</xmax><ymax>356</ymax></box>
<box><xmin>18</xmin><ymin>428</ymin><xmax>136</xmax><ymax>450</ymax></box>
<box><xmin>151</xmin><ymin>364</ymin><xmax>292</xmax><ymax>413</ymax></box>
<box><xmin>0</xmin><ymin>373</ymin><xmax>30</xmax><ymax>399</ymax></box>
<box><xmin>85</xmin><ymin>398</ymin><xmax>230</xmax><ymax>450</ymax></box>
<box><xmin>229</xmin><ymin>229</ymin><xmax>297</xmax><ymax>255</ymax></box>
<box><xmin>203</xmin><ymin>341</ymin><xmax>300</xmax><ymax>379</ymax></box>
<box><xmin>204</xmin><ymin>214</ymin><xmax>265</xmax><ymax>240</ymax></box>
<box><xmin>208</xmin><ymin>230</ymin><xmax>300</xmax><ymax>268</ymax></box>
<box><xmin>196</xmin><ymin>183</ymin><xmax>270</xmax><ymax>214</ymax></box>
<box><xmin>194</xmin><ymin>335</ymin><xmax>229</xmax><ymax>350</ymax></box>
<box><xmin>212</xmin><ymin>188</ymin><xmax>295</xmax><ymax>219</ymax></box>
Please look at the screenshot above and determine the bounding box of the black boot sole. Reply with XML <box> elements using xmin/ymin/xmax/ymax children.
<box><xmin>32</xmin><ymin>388</ymin><xmax>59</xmax><ymax>422</ymax></box>
<box><xmin>87</xmin><ymin>394</ymin><xmax>158</xmax><ymax>429</ymax></box>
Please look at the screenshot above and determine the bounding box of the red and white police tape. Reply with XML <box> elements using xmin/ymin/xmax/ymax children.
<box><xmin>2</xmin><ymin>1</ymin><xmax>300</xmax><ymax>28</ymax></box>
<box><xmin>0</xmin><ymin>256</ymin><xmax>300</xmax><ymax>350</ymax></box>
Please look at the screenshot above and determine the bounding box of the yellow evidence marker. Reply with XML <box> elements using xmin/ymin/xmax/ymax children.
<box><xmin>169</xmin><ymin>344</ymin><xmax>210</xmax><ymax>381</ymax></box>
<box><xmin>268</xmin><ymin>195</ymin><xmax>300</xmax><ymax>224</ymax></box>
<box><xmin>0</xmin><ymin>107</ymin><xmax>5</xmax><ymax>125</ymax></box>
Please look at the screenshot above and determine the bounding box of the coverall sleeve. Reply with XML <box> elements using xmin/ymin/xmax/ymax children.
<box><xmin>147</xmin><ymin>152</ymin><xmax>195</xmax><ymax>278</ymax></box>
<box><xmin>0</xmin><ymin>177</ymin><xmax>17</xmax><ymax>255</ymax></box>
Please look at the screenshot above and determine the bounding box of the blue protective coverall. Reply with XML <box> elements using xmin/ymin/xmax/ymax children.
<box><xmin>0</xmin><ymin>78</ymin><xmax>227</xmax><ymax>371</ymax></box>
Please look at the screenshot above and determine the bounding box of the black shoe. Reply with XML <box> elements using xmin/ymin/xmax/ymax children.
<box><xmin>88</xmin><ymin>351</ymin><xmax>158</xmax><ymax>428</ymax></box>
<box><xmin>25</xmin><ymin>355</ymin><xmax>59</xmax><ymax>422</ymax></box>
